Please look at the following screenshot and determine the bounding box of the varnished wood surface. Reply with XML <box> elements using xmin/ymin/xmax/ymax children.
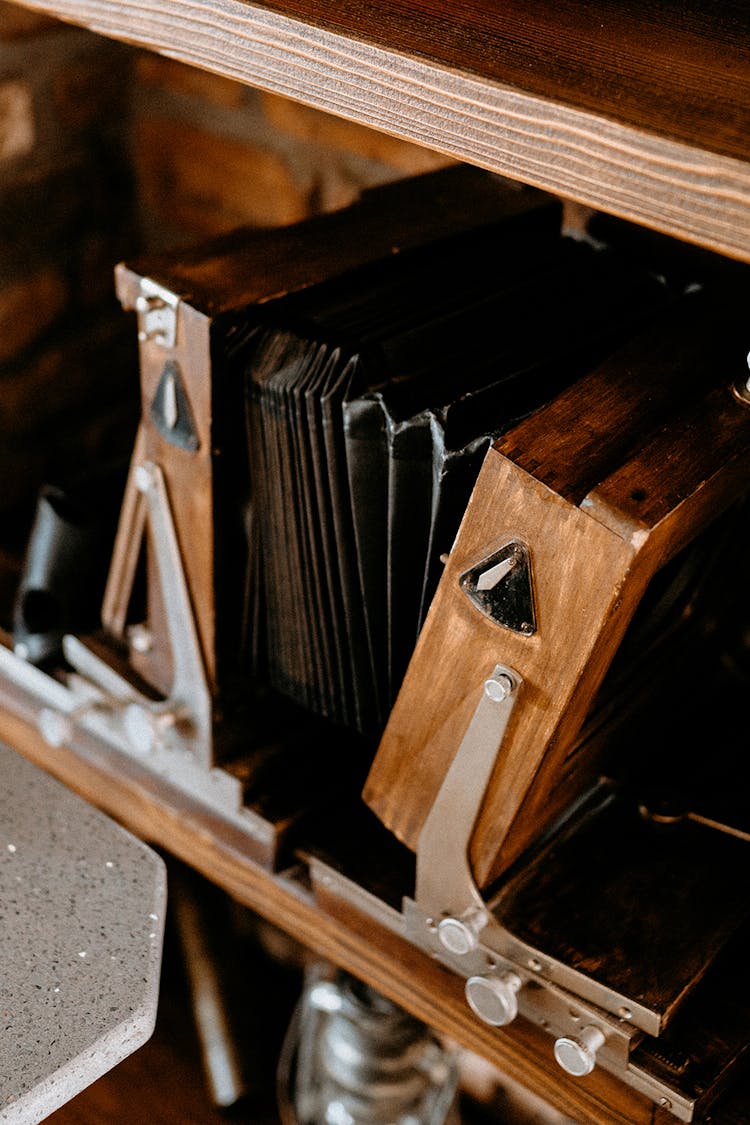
<box><xmin>115</xmin><ymin>167</ymin><xmax>554</xmax><ymax>317</ymax></box>
<box><xmin>364</xmin><ymin>444</ymin><xmax>646</xmax><ymax>887</ymax></box>
<box><xmin>365</xmin><ymin>289</ymin><xmax>750</xmax><ymax>886</ymax></box>
<box><xmin>0</xmin><ymin>696</ymin><xmax>657</xmax><ymax>1125</ymax></box>
<box><xmin>112</xmin><ymin>167</ymin><xmax>555</xmax><ymax>714</ymax></box>
<box><xmin>257</xmin><ymin>0</ymin><xmax>750</xmax><ymax>165</ymax></box>
<box><xmin>9</xmin><ymin>0</ymin><xmax>750</xmax><ymax>262</ymax></box>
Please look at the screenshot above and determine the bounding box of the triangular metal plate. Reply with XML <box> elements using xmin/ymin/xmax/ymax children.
<box><xmin>150</xmin><ymin>360</ymin><xmax>199</xmax><ymax>452</ymax></box>
<box><xmin>459</xmin><ymin>540</ymin><xmax>536</xmax><ymax>635</ymax></box>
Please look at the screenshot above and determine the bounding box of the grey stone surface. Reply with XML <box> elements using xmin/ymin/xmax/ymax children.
<box><xmin>0</xmin><ymin>741</ymin><xmax>166</xmax><ymax>1123</ymax></box>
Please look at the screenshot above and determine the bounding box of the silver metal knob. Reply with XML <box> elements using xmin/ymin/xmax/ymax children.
<box><xmin>465</xmin><ymin>971</ymin><xmax>522</xmax><ymax>1027</ymax></box>
<box><xmin>307</xmin><ymin>981</ymin><xmax>344</xmax><ymax>1014</ymax></box>
<box><xmin>38</xmin><ymin>700</ymin><xmax>108</xmax><ymax>747</ymax></box>
<box><xmin>123</xmin><ymin>702</ymin><xmax>184</xmax><ymax>754</ymax></box>
<box><xmin>484</xmin><ymin>673</ymin><xmax>514</xmax><ymax>702</ymax></box>
<box><xmin>436</xmin><ymin>908</ymin><xmax>486</xmax><ymax>956</ymax></box>
<box><xmin>553</xmin><ymin>1025</ymin><xmax>605</xmax><ymax>1076</ymax></box>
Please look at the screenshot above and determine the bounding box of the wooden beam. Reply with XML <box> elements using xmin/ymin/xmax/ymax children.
<box><xmin>9</xmin><ymin>0</ymin><xmax>750</xmax><ymax>262</ymax></box>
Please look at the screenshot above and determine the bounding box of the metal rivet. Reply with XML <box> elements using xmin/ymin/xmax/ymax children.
<box><xmin>528</xmin><ymin>957</ymin><xmax>543</xmax><ymax>972</ymax></box>
<box><xmin>134</xmin><ymin>462</ymin><xmax>156</xmax><ymax>494</ymax></box>
<box><xmin>127</xmin><ymin>624</ymin><xmax>153</xmax><ymax>654</ymax></box>
<box><xmin>618</xmin><ymin>1006</ymin><xmax>633</xmax><ymax>1020</ymax></box>
<box><xmin>484</xmin><ymin>674</ymin><xmax>513</xmax><ymax>702</ymax></box>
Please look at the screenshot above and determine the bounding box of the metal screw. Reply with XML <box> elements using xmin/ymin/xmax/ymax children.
<box><xmin>127</xmin><ymin>623</ymin><xmax>153</xmax><ymax>654</ymax></box>
<box><xmin>134</xmin><ymin>462</ymin><xmax>157</xmax><ymax>494</ymax></box>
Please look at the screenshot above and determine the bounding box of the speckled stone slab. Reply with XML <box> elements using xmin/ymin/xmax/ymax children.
<box><xmin>0</xmin><ymin>741</ymin><xmax>166</xmax><ymax>1124</ymax></box>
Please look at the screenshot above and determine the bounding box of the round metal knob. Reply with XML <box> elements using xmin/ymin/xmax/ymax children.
<box><xmin>308</xmin><ymin>981</ymin><xmax>344</xmax><ymax>1014</ymax></box>
<box><xmin>38</xmin><ymin>707</ymin><xmax>76</xmax><ymax>748</ymax></box>
<box><xmin>123</xmin><ymin>703</ymin><xmax>181</xmax><ymax>754</ymax></box>
<box><xmin>436</xmin><ymin>909</ymin><xmax>486</xmax><ymax>956</ymax></box>
<box><xmin>484</xmin><ymin>673</ymin><xmax>514</xmax><ymax>703</ymax></box>
<box><xmin>553</xmin><ymin>1025</ymin><xmax>606</xmax><ymax>1077</ymax></box>
<box><xmin>465</xmin><ymin>971</ymin><xmax>522</xmax><ymax>1027</ymax></box>
<box><xmin>38</xmin><ymin>700</ymin><xmax>107</xmax><ymax>747</ymax></box>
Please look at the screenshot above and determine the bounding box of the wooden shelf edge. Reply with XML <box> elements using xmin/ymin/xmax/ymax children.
<box><xmin>0</xmin><ymin>693</ymin><xmax>656</xmax><ymax>1125</ymax></box>
<box><xmin>11</xmin><ymin>0</ymin><xmax>750</xmax><ymax>264</ymax></box>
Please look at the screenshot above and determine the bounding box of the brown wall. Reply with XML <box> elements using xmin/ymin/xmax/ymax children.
<box><xmin>0</xmin><ymin>0</ymin><xmax>451</xmax><ymax>597</ymax></box>
<box><xmin>0</xmin><ymin>3</ymin><xmax>138</xmax><ymax>551</ymax></box>
<box><xmin>130</xmin><ymin>53</ymin><xmax>453</xmax><ymax>246</ymax></box>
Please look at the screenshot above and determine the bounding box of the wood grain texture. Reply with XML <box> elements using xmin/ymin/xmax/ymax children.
<box><xmin>365</xmin><ymin>291</ymin><xmax>750</xmax><ymax>887</ymax></box>
<box><xmin>0</xmin><ymin>686</ymin><xmax>656</xmax><ymax>1125</ymax></box>
<box><xmin>138</xmin><ymin>303</ymin><xmax>217</xmax><ymax>692</ymax></box>
<box><xmin>115</xmin><ymin>166</ymin><xmax>557</xmax><ymax>318</ymax></box>
<box><xmin>10</xmin><ymin>0</ymin><xmax>750</xmax><ymax>262</ymax></box>
<box><xmin>111</xmin><ymin>167</ymin><xmax>557</xmax><ymax>718</ymax></box>
<box><xmin>364</xmin><ymin>445</ymin><xmax>645</xmax><ymax>887</ymax></box>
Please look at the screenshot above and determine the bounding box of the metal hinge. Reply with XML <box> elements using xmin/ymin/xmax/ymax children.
<box><xmin>136</xmin><ymin>277</ymin><xmax>180</xmax><ymax>348</ymax></box>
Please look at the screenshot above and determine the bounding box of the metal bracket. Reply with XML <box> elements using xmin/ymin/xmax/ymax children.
<box><xmin>0</xmin><ymin>449</ymin><xmax>285</xmax><ymax>846</ymax></box>
<box><xmin>61</xmin><ymin>456</ymin><xmax>213</xmax><ymax>767</ymax></box>
<box><xmin>136</xmin><ymin>277</ymin><xmax>179</xmax><ymax>349</ymax></box>
<box><xmin>407</xmin><ymin>665</ymin><xmax>655</xmax><ymax>1030</ymax></box>
<box><xmin>399</xmin><ymin>665</ymin><xmax>695</xmax><ymax>1120</ymax></box>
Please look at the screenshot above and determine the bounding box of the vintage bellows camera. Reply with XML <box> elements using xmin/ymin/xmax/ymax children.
<box><xmin>3</xmin><ymin>165</ymin><xmax>750</xmax><ymax>1120</ymax></box>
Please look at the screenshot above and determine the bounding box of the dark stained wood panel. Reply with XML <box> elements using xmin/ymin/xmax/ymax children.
<box><xmin>10</xmin><ymin>0</ymin><xmax>750</xmax><ymax>262</ymax></box>
<box><xmin>259</xmin><ymin>0</ymin><xmax>750</xmax><ymax>164</ymax></box>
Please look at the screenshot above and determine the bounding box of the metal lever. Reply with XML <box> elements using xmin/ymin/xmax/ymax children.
<box><xmin>410</xmin><ymin>667</ymin><xmax>532</xmax><ymax>1031</ymax></box>
<box><xmin>404</xmin><ymin>665</ymin><xmax>647</xmax><ymax>1058</ymax></box>
<box><xmin>415</xmin><ymin>666</ymin><xmax>521</xmax><ymax>932</ymax></box>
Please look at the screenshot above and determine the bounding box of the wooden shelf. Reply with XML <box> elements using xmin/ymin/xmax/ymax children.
<box><xmin>5</xmin><ymin>3</ymin><xmax>749</xmax><ymax>1122</ymax></box>
<box><xmin>0</xmin><ymin>686</ymin><xmax>662</xmax><ymax>1125</ymax></box>
<box><xmin>12</xmin><ymin>0</ymin><xmax>750</xmax><ymax>261</ymax></box>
